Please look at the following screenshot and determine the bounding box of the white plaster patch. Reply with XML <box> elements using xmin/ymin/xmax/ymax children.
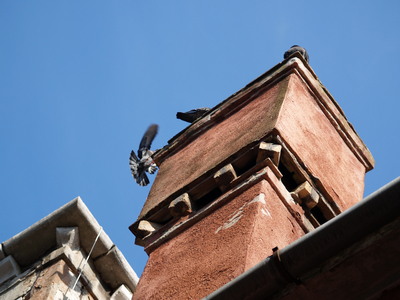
<box><xmin>215</xmin><ymin>193</ymin><xmax>266</xmax><ymax>233</ymax></box>
<box><xmin>261</xmin><ymin>208</ymin><xmax>271</xmax><ymax>217</ymax></box>
<box><xmin>215</xmin><ymin>210</ymin><xmax>243</xmax><ymax>233</ymax></box>
<box><xmin>249</xmin><ymin>193</ymin><xmax>266</xmax><ymax>205</ymax></box>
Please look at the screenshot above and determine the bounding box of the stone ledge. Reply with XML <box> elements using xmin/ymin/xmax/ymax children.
<box><xmin>131</xmin><ymin>141</ymin><xmax>284</xmax><ymax>238</ymax></box>
<box><xmin>137</xmin><ymin>159</ymin><xmax>313</xmax><ymax>255</ymax></box>
<box><xmin>139</xmin><ymin>167</ymin><xmax>274</xmax><ymax>253</ymax></box>
<box><xmin>0</xmin><ymin>256</ymin><xmax>20</xmax><ymax>285</ymax></box>
<box><xmin>0</xmin><ymin>197</ymin><xmax>138</xmax><ymax>295</ymax></box>
<box><xmin>111</xmin><ymin>284</ymin><xmax>133</xmax><ymax>300</ymax></box>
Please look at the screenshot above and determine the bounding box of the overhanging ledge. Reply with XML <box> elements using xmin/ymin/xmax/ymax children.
<box><xmin>0</xmin><ymin>197</ymin><xmax>139</xmax><ymax>294</ymax></box>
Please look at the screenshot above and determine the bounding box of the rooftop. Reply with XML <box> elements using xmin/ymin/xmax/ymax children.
<box><xmin>0</xmin><ymin>197</ymin><xmax>138</xmax><ymax>298</ymax></box>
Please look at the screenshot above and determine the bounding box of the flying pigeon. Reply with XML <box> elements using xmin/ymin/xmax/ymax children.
<box><xmin>176</xmin><ymin>108</ymin><xmax>211</xmax><ymax>123</ymax></box>
<box><xmin>129</xmin><ymin>124</ymin><xmax>159</xmax><ymax>186</ymax></box>
<box><xmin>284</xmin><ymin>45</ymin><xmax>309</xmax><ymax>63</ymax></box>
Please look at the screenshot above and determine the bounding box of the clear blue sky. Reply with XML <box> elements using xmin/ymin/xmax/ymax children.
<box><xmin>1</xmin><ymin>1</ymin><xmax>399</xmax><ymax>276</ymax></box>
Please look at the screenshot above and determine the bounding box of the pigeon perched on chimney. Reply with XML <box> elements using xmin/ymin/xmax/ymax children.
<box><xmin>129</xmin><ymin>124</ymin><xmax>158</xmax><ymax>186</ymax></box>
<box><xmin>176</xmin><ymin>108</ymin><xmax>211</xmax><ymax>123</ymax></box>
<box><xmin>284</xmin><ymin>45</ymin><xmax>309</xmax><ymax>63</ymax></box>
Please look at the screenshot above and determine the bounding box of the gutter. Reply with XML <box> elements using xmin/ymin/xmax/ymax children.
<box><xmin>204</xmin><ymin>177</ymin><xmax>400</xmax><ymax>299</ymax></box>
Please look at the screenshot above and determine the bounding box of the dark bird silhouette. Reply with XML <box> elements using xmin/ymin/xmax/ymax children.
<box><xmin>129</xmin><ymin>124</ymin><xmax>158</xmax><ymax>186</ymax></box>
<box><xmin>284</xmin><ymin>45</ymin><xmax>309</xmax><ymax>63</ymax></box>
<box><xmin>176</xmin><ymin>108</ymin><xmax>211</xmax><ymax>123</ymax></box>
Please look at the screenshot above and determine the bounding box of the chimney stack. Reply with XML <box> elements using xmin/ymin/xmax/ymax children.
<box><xmin>130</xmin><ymin>53</ymin><xmax>374</xmax><ymax>299</ymax></box>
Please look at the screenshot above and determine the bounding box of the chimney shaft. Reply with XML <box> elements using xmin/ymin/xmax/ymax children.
<box><xmin>131</xmin><ymin>54</ymin><xmax>374</xmax><ymax>299</ymax></box>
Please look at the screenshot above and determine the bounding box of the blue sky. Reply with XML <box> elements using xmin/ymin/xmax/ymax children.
<box><xmin>1</xmin><ymin>1</ymin><xmax>399</xmax><ymax>276</ymax></box>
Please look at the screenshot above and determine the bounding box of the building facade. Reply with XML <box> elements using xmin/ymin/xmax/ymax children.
<box><xmin>0</xmin><ymin>197</ymin><xmax>138</xmax><ymax>300</ymax></box>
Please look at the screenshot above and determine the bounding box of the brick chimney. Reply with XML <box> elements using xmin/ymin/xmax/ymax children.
<box><xmin>130</xmin><ymin>53</ymin><xmax>374</xmax><ymax>299</ymax></box>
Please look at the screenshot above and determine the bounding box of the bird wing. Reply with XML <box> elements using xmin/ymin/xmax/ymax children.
<box><xmin>138</xmin><ymin>124</ymin><xmax>158</xmax><ymax>159</ymax></box>
<box><xmin>129</xmin><ymin>150</ymin><xmax>150</xmax><ymax>186</ymax></box>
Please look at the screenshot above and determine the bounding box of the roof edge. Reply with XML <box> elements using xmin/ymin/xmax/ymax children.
<box><xmin>1</xmin><ymin>197</ymin><xmax>139</xmax><ymax>293</ymax></box>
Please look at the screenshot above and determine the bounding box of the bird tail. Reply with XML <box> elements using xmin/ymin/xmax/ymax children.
<box><xmin>137</xmin><ymin>173</ymin><xmax>150</xmax><ymax>186</ymax></box>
